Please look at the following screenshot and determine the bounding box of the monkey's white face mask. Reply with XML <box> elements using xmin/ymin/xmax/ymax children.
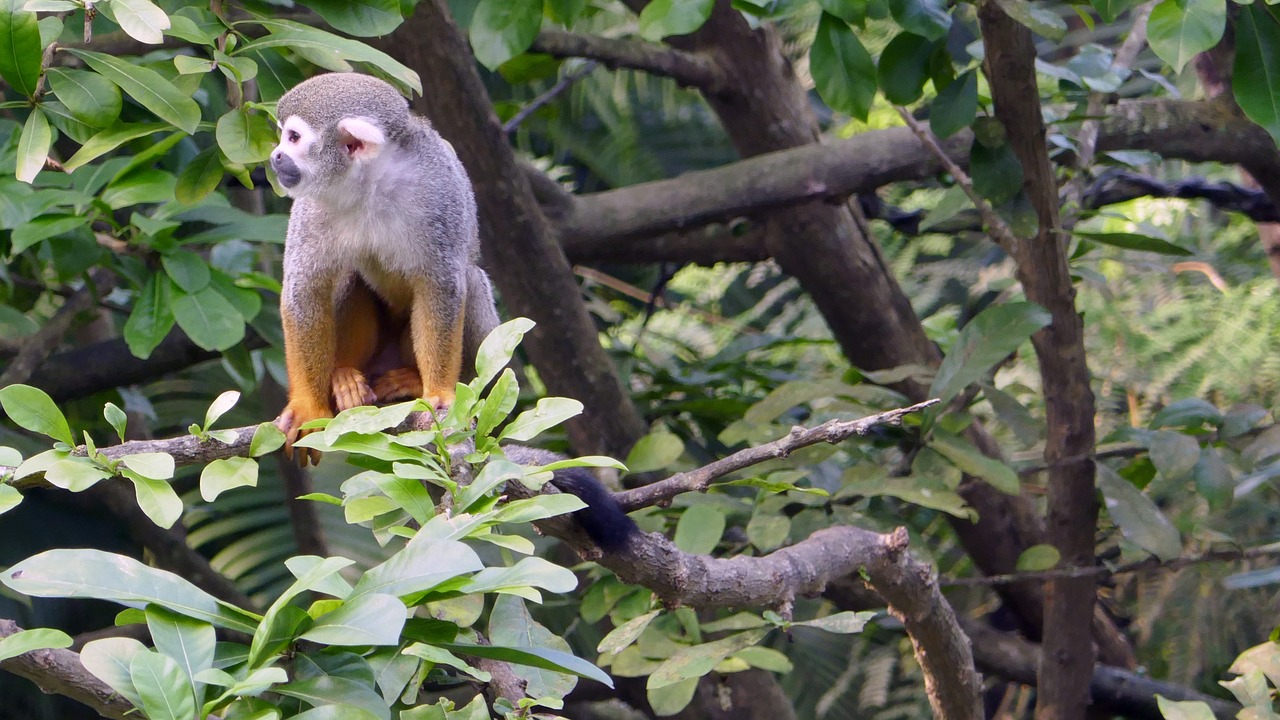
<box><xmin>270</xmin><ymin>115</ymin><xmax>386</xmax><ymax>199</ymax></box>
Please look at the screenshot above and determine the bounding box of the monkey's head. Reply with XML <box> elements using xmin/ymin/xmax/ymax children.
<box><xmin>270</xmin><ymin>73</ymin><xmax>412</xmax><ymax>199</ymax></box>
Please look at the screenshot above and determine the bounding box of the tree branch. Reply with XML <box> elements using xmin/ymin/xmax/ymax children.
<box><xmin>614</xmin><ymin>400</ymin><xmax>938</xmax><ymax>512</ymax></box>
<box><xmin>530</xmin><ymin>29</ymin><xmax>728</xmax><ymax>94</ymax></box>
<box><xmin>0</xmin><ymin>269</ymin><xmax>117</xmax><ymax>388</ymax></box>
<box><xmin>0</xmin><ymin>619</ymin><xmax>133</xmax><ymax>720</ymax></box>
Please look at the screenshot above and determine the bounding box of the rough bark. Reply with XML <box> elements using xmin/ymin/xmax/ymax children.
<box><xmin>372</xmin><ymin>1</ymin><xmax>648</xmax><ymax>460</ymax></box>
<box><xmin>979</xmin><ymin>4</ymin><xmax>1100</xmax><ymax>717</ymax></box>
<box><xmin>0</xmin><ymin>620</ymin><xmax>134</xmax><ymax>720</ymax></box>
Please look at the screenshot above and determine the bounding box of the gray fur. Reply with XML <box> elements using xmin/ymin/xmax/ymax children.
<box><xmin>275</xmin><ymin>72</ymin><xmax>499</xmax><ymax>377</ymax></box>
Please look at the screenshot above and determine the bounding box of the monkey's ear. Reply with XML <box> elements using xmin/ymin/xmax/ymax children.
<box><xmin>337</xmin><ymin>117</ymin><xmax>385</xmax><ymax>161</ymax></box>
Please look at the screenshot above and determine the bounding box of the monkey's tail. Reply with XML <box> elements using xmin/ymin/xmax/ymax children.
<box><xmin>548</xmin><ymin>467</ymin><xmax>639</xmax><ymax>552</ymax></box>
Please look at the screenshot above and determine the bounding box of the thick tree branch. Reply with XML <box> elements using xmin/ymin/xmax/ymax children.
<box><xmin>531</xmin><ymin>29</ymin><xmax>728</xmax><ymax>94</ymax></box>
<box><xmin>0</xmin><ymin>619</ymin><xmax>133</xmax><ymax>720</ymax></box>
<box><xmin>0</xmin><ymin>270</ymin><xmax>117</xmax><ymax>388</ymax></box>
<box><xmin>979</xmin><ymin>3</ymin><xmax>1100</xmax><ymax>716</ymax></box>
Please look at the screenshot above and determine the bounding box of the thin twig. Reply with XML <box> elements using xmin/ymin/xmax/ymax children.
<box><xmin>943</xmin><ymin>544</ymin><xmax>1280</xmax><ymax>587</ymax></box>
<box><xmin>893</xmin><ymin>107</ymin><xmax>1020</xmax><ymax>253</ymax></box>
<box><xmin>503</xmin><ymin>61</ymin><xmax>598</xmax><ymax>134</ymax></box>
<box><xmin>614</xmin><ymin>400</ymin><xmax>939</xmax><ymax>512</ymax></box>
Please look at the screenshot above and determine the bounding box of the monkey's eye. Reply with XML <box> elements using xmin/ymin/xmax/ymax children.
<box><xmin>287</xmin><ymin>130</ymin><xmax>301</xmax><ymax>143</ymax></box>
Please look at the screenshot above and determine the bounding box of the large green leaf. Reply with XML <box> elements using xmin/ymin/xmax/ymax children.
<box><xmin>810</xmin><ymin>12</ymin><xmax>876</xmax><ymax>121</ymax></box>
<box><xmin>301</xmin><ymin>593</ymin><xmax>407</xmax><ymax>646</ymax></box>
<box><xmin>877</xmin><ymin>32</ymin><xmax>934</xmax><ymax>105</ymax></box>
<box><xmin>215</xmin><ymin>108</ymin><xmax>276</xmax><ymax>165</ymax></box>
<box><xmin>276</xmin><ymin>676</ymin><xmax>390</xmax><ymax>720</ymax></box>
<box><xmin>10</xmin><ymin>214</ymin><xmax>88</xmax><ymax>253</ymax></box>
<box><xmin>15</xmin><ymin>106</ymin><xmax>50</xmax><ymax>184</ymax></box>
<box><xmin>1072</xmin><ymin>230</ymin><xmax>1193</xmax><ymax>256</ymax></box>
<box><xmin>236</xmin><ymin>20</ymin><xmax>421</xmax><ymax>95</ymax></box>
<box><xmin>929</xmin><ymin>428</ymin><xmax>1020</xmax><ymax>494</ymax></box>
<box><xmin>930</xmin><ymin>71</ymin><xmax>977</xmax><ymax>139</ymax></box>
<box><xmin>969</xmin><ymin>136</ymin><xmax>1024</xmax><ymax>203</ymax></box>
<box><xmin>351</xmin><ymin>535</ymin><xmax>482</xmax><ymax>601</ymax></box>
<box><xmin>637</xmin><ymin>0</ymin><xmax>714</xmax><ymax>41</ymax></box>
<box><xmin>1097</xmin><ymin>464</ymin><xmax>1182</xmax><ymax>561</ymax></box>
<box><xmin>1148</xmin><ymin>0</ymin><xmax>1225</xmax><ymax>73</ymax></box>
<box><xmin>174</xmin><ymin>146</ymin><xmax>224</xmax><ymax>204</ymax></box>
<box><xmin>0</xmin><ymin>384</ymin><xmax>73</xmax><ymax>445</ymax></box>
<box><xmin>47</xmin><ymin>68</ymin><xmax>123</xmax><ymax>129</ymax></box>
<box><xmin>928</xmin><ymin>302</ymin><xmax>1052</xmax><ymax>406</ymax></box>
<box><xmin>80</xmin><ymin>638</ymin><xmax>147</xmax><ymax>708</ymax></box>
<box><xmin>647</xmin><ymin>629</ymin><xmax>770</xmax><ymax>689</ymax></box>
<box><xmin>673</xmin><ymin>505</ymin><xmax>725</xmax><ymax>554</ymax></box>
<box><xmin>888</xmin><ymin>0</ymin><xmax>951</xmax><ymax>40</ymax></box>
<box><xmin>498</xmin><ymin>397</ymin><xmax>583</xmax><ymax>441</ymax></box>
<box><xmin>0</xmin><ymin>628</ymin><xmax>72</xmax><ymax>661</ymax></box>
<box><xmin>992</xmin><ymin>0</ymin><xmax>1066</xmax><ymax>40</ymax></box>
<box><xmin>123</xmin><ymin>272</ymin><xmax>176</xmax><ymax>359</ymax></box>
<box><xmin>131</xmin><ymin>650</ymin><xmax>197</xmax><ymax>720</ymax></box>
<box><xmin>437</xmin><ymin>641</ymin><xmax>614</xmax><ymax>688</ymax></box>
<box><xmin>468</xmin><ymin>0</ymin><xmax>541</xmax><ymax>70</ymax></box>
<box><xmin>113</xmin><ymin>0</ymin><xmax>170</xmax><ymax>44</ymax></box>
<box><xmin>0</xmin><ymin>0</ymin><xmax>40</xmax><ymax>98</ymax></box>
<box><xmin>63</xmin><ymin>122</ymin><xmax>168</xmax><ymax>171</ymax></box>
<box><xmin>302</xmin><ymin>0</ymin><xmax>402</xmax><ymax>37</ymax></box>
<box><xmin>1234</xmin><ymin>3</ymin><xmax>1280</xmax><ymax>146</ymax></box>
<box><xmin>172</xmin><ymin>287</ymin><xmax>246</xmax><ymax>351</ymax></box>
<box><xmin>145</xmin><ymin>605</ymin><xmax>215</xmax><ymax>707</ymax></box>
<box><xmin>3</xmin><ymin>549</ymin><xmax>260</xmax><ymax>632</ymax></box>
<box><xmin>122</xmin><ymin>468</ymin><xmax>184</xmax><ymax>528</ymax></box>
<box><xmin>63</xmin><ymin>49</ymin><xmax>200</xmax><ymax>133</ymax></box>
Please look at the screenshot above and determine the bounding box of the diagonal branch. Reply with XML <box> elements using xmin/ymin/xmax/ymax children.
<box><xmin>0</xmin><ymin>269</ymin><xmax>117</xmax><ymax>388</ymax></box>
<box><xmin>531</xmin><ymin>28</ymin><xmax>729</xmax><ymax>94</ymax></box>
<box><xmin>0</xmin><ymin>619</ymin><xmax>133</xmax><ymax>720</ymax></box>
<box><xmin>614</xmin><ymin>400</ymin><xmax>939</xmax><ymax>512</ymax></box>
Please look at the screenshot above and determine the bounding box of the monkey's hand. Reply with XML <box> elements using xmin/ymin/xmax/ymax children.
<box><xmin>275</xmin><ymin>400</ymin><xmax>331</xmax><ymax>467</ymax></box>
<box><xmin>372</xmin><ymin>367</ymin><xmax>423</xmax><ymax>403</ymax></box>
<box><xmin>333</xmin><ymin>367</ymin><xmax>376</xmax><ymax>412</ymax></box>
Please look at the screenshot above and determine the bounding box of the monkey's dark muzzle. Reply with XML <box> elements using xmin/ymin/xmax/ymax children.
<box><xmin>271</xmin><ymin>152</ymin><xmax>303</xmax><ymax>189</ymax></box>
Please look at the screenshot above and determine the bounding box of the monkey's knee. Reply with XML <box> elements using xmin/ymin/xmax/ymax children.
<box><xmin>332</xmin><ymin>367</ymin><xmax>375</xmax><ymax>412</ymax></box>
<box><xmin>372</xmin><ymin>367</ymin><xmax>423</xmax><ymax>403</ymax></box>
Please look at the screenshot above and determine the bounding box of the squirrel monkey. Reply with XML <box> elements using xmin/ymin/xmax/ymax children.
<box><xmin>269</xmin><ymin>73</ymin><xmax>499</xmax><ymax>465</ymax></box>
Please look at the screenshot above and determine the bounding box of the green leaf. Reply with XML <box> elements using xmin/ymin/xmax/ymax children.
<box><xmin>0</xmin><ymin>484</ymin><xmax>21</xmax><ymax>515</ymax></box>
<box><xmin>172</xmin><ymin>287</ymin><xmax>245</xmax><ymax>351</ymax></box>
<box><xmin>0</xmin><ymin>0</ymin><xmax>40</xmax><ymax>98</ymax></box>
<box><xmin>459</xmin><ymin>556</ymin><xmax>578</xmax><ymax>596</ymax></box>
<box><xmin>0</xmin><ymin>384</ymin><xmax>73</xmax><ymax>445</ymax></box>
<box><xmin>63</xmin><ymin>49</ymin><xmax>201</xmax><ymax>133</ymax></box>
<box><xmin>131</xmin><ymin>650</ymin><xmax>197</xmax><ymax>720</ymax></box>
<box><xmin>1072</xmin><ymin>230</ymin><xmax>1193</xmax><ymax>256</ymax></box>
<box><xmin>1234</xmin><ymin>3</ymin><xmax>1280</xmax><ymax>145</ymax></box>
<box><xmin>113</xmin><ymin>0</ymin><xmax>170</xmax><ymax>44</ymax></box>
<box><xmin>790</xmin><ymin>610</ymin><xmax>876</xmax><ymax>633</ymax></box>
<box><xmin>929</xmin><ymin>429</ymin><xmax>1020</xmax><ymax>494</ymax></box>
<box><xmin>1150</xmin><ymin>398</ymin><xmax>1222</xmax><ymax>429</ymax></box>
<box><xmin>121</xmin><ymin>452</ymin><xmax>175</xmax><ymax>480</ymax></box>
<box><xmin>1147</xmin><ymin>431</ymin><xmax>1200</xmax><ymax>483</ymax></box>
<box><xmin>546</xmin><ymin>0</ymin><xmax>587</xmax><ymax>25</ymax></box>
<box><xmin>276</xmin><ymin>676</ymin><xmax>391</xmax><ymax>720</ymax></box>
<box><xmin>401</xmin><ymin>643</ymin><xmax>490</xmax><ymax>682</ymax></box>
<box><xmin>173</xmin><ymin>55</ymin><xmax>215</xmax><ymax>75</ymax></box>
<box><xmin>3</xmin><ymin>549</ymin><xmax>260</xmax><ymax>633</ymax></box>
<box><xmin>993</xmin><ymin>0</ymin><xmax>1067</xmax><ymax>40</ymax></box>
<box><xmin>1015</xmin><ymin>544</ymin><xmax>1060</xmax><ymax>571</ymax></box>
<box><xmin>648</xmin><ymin>677</ymin><xmax>698</xmax><ymax>716</ymax></box>
<box><xmin>674</xmin><ymin>505</ymin><xmax>725</xmax><ymax>554</ymax></box>
<box><xmin>371</xmin><ymin>473</ymin><xmax>435</xmax><ymax>525</ymax></box>
<box><xmin>0</xmin><ymin>628</ymin><xmax>72</xmax><ymax>661</ymax></box>
<box><xmin>238</xmin><ymin>19</ymin><xmax>421</xmax><ymax>95</ymax></box>
<box><xmin>250</xmin><ymin>422</ymin><xmax>285</xmax><ymax>457</ymax></box>
<box><xmin>877</xmin><ymin>32</ymin><xmax>934</xmax><ymax>105</ymax></box>
<box><xmin>598</xmin><ymin>610</ymin><xmax>660</xmax><ymax>655</ymax></box>
<box><xmin>63</xmin><ymin>122</ymin><xmax>168</xmax><ymax>171</ymax></box>
<box><xmin>301</xmin><ymin>593</ymin><xmax>407</xmax><ymax>646</ymax></box>
<box><xmin>304</xmin><ymin>0</ymin><xmax>402</xmax><ymax>37</ymax></box>
<box><xmin>625</xmin><ymin>429</ymin><xmax>684</xmax><ymax>473</ymax></box>
<box><xmin>499</xmin><ymin>397</ymin><xmax>583</xmax><ymax>442</ymax></box>
<box><xmin>45</xmin><ymin>457</ymin><xmax>111</xmax><ymax>491</ymax></box>
<box><xmin>470</xmin><ymin>0</ymin><xmax>542</xmax><ymax>74</ymax></box>
<box><xmin>200</xmin><ymin>457</ymin><xmax>259</xmax><ymax>501</ymax></box>
<box><xmin>46</xmin><ymin>68</ymin><xmax>121</xmax><ymax>130</ymax></box>
<box><xmin>930</xmin><ymin>71</ymin><xmax>977</xmax><ymax>139</ymax></box>
<box><xmin>1090</xmin><ymin>0</ymin><xmax>1137</xmax><ymax>22</ymax></box>
<box><xmin>124</xmin><ymin>272</ymin><xmax>176</xmax><ymax>359</ymax></box>
<box><xmin>215</xmin><ymin>108</ymin><xmax>276</xmax><ymax>165</ymax></box>
<box><xmin>648</xmin><ymin>629</ymin><xmax>770</xmax><ymax>689</ymax></box>
<box><xmin>104</xmin><ymin>403</ymin><xmax>128</xmax><ymax>442</ymax></box>
<box><xmin>437</xmin><ymin>641</ymin><xmax>614</xmax><ymax>688</ymax></box>
<box><xmin>1148</xmin><ymin>0</ymin><xmax>1225</xmax><ymax>74</ymax></box>
<box><xmin>745</xmin><ymin>511</ymin><xmax>790</xmax><ymax>551</ymax></box>
<box><xmin>969</xmin><ymin>136</ymin><xmax>1024</xmax><ymax>203</ymax></box>
<box><xmin>1098</xmin><ymin>464</ymin><xmax>1182</xmax><ymax>561</ymax></box>
<box><xmin>1192</xmin><ymin>446</ymin><xmax>1233</xmax><ymax>511</ymax></box>
<box><xmin>15</xmin><ymin>106</ymin><xmax>50</xmax><ymax>184</ymax></box>
<box><xmin>10</xmin><ymin>214</ymin><xmax>89</xmax><ymax>253</ymax></box>
<box><xmin>323</xmin><ymin>401</ymin><xmax>416</xmax><ymax>444</ymax></box>
<box><xmin>174</xmin><ymin>146</ymin><xmax>224</xmax><ymax>204</ymax></box>
<box><xmin>929</xmin><ymin>302</ymin><xmax>1051</xmax><ymax>406</ymax></box>
<box><xmin>350</xmin><ymin>535</ymin><xmax>482</xmax><ymax>601</ymax></box>
<box><xmin>162</xmin><ymin>249</ymin><xmax>212</xmax><ymax>293</ymax></box>
<box><xmin>204</xmin><ymin>389</ymin><xmax>240</xmax><ymax>429</ymax></box>
<box><xmin>810</xmin><ymin>12</ymin><xmax>876</xmax><ymax>121</ymax></box>
<box><xmin>637</xmin><ymin>0</ymin><xmax>713</xmax><ymax>41</ymax></box>
<box><xmin>289</xmin><ymin>706</ymin><xmax>384</xmax><ymax>720</ymax></box>
<box><xmin>80</xmin><ymin>638</ymin><xmax>147</xmax><ymax>708</ymax></box>
<box><xmin>888</xmin><ymin>0</ymin><xmax>952</xmax><ymax>40</ymax></box>
<box><xmin>819</xmin><ymin>0</ymin><xmax>865</xmax><ymax>25</ymax></box>
<box><xmin>1155</xmin><ymin>696</ymin><xmax>1218</xmax><ymax>720</ymax></box>
<box><xmin>487</xmin><ymin>594</ymin><xmax>576</xmax><ymax>699</ymax></box>
<box><xmin>145</xmin><ymin>605</ymin><xmax>215</xmax><ymax>707</ymax></box>
<box><xmin>123</xmin><ymin>468</ymin><xmax>184</xmax><ymax>528</ymax></box>
<box><xmin>473</xmin><ymin>317</ymin><xmax>535</xmax><ymax>390</ymax></box>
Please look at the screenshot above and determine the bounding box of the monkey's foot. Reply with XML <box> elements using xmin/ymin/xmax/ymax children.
<box><xmin>422</xmin><ymin>388</ymin><xmax>456</xmax><ymax>416</ymax></box>
<box><xmin>275</xmin><ymin>404</ymin><xmax>329</xmax><ymax>467</ymax></box>
<box><xmin>372</xmin><ymin>367</ymin><xmax>423</xmax><ymax>403</ymax></box>
<box><xmin>332</xmin><ymin>367</ymin><xmax>376</xmax><ymax>412</ymax></box>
